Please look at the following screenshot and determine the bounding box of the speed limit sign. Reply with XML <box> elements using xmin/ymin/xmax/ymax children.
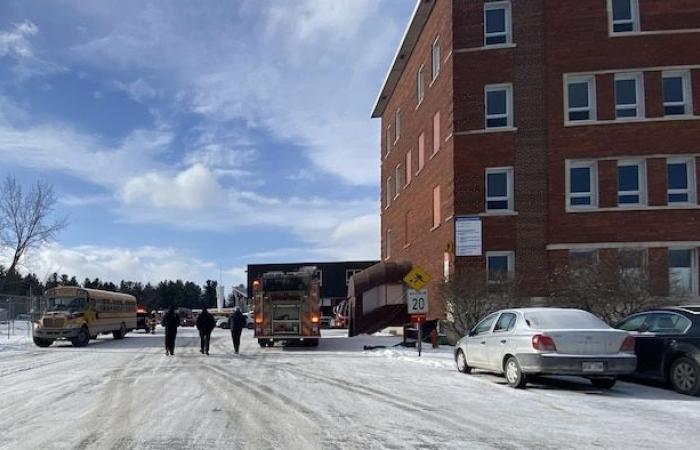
<box><xmin>407</xmin><ymin>289</ymin><xmax>429</xmax><ymax>314</ymax></box>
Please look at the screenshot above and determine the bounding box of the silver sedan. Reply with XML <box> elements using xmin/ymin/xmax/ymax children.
<box><xmin>454</xmin><ymin>308</ymin><xmax>637</xmax><ymax>389</ymax></box>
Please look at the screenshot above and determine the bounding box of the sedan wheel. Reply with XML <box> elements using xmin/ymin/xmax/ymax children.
<box><xmin>456</xmin><ymin>349</ymin><xmax>471</xmax><ymax>374</ymax></box>
<box><xmin>670</xmin><ymin>357</ymin><xmax>700</xmax><ymax>396</ymax></box>
<box><xmin>505</xmin><ymin>356</ymin><xmax>527</xmax><ymax>389</ymax></box>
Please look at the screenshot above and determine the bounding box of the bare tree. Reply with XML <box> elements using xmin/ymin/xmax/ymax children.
<box><xmin>549</xmin><ymin>252</ymin><xmax>658</xmax><ymax>324</ymax></box>
<box><xmin>0</xmin><ymin>176</ymin><xmax>67</xmax><ymax>290</ymax></box>
<box><xmin>438</xmin><ymin>269</ymin><xmax>520</xmax><ymax>342</ymax></box>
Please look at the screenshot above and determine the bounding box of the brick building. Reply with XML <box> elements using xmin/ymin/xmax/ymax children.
<box><xmin>372</xmin><ymin>0</ymin><xmax>700</xmax><ymax>317</ymax></box>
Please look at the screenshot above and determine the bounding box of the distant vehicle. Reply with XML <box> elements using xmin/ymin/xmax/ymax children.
<box><xmin>616</xmin><ymin>306</ymin><xmax>700</xmax><ymax>396</ymax></box>
<box><xmin>34</xmin><ymin>287</ymin><xmax>137</xmax><ymax>348</ymax></box>
<box><xmin>217</xmin><ymin>317</ymin><xmax>230</xmax><ymax>329</ymax></box>
<box><xmin>136</xmin><ymin>305</ymin><xmax>152</xmax><ymax>333</ymax></box>
<box><xmin>244</xmin><ymin>312</ymin><xmax>254</xmax><ymax>329</ymax></box>
<box><xmin>15</xmin><ymin>314</ymin><xmax>31</xmax><ymax>321</ymax></box>
<box><xmin>177</xmin><ymin>307</ymin><xmax>195</xmax><ymax>327</ymax></box>
<box><xmin>454</xmin><ymin>308</ymin><xmax>637</xmax><ymax>389</ymax></box>
<box><xmin>253</xmin><ymin>267</ymin><xmax>321</xmax><ymax>347</ymax></box>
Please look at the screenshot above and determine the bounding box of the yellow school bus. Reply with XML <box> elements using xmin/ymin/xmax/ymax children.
<box><xmin>33</xmin><ymin>287</ymin><xmax>137</xmax><ymax>347</ymax></box>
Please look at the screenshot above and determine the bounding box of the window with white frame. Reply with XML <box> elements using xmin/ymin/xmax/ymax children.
<box><xmin>669</xmin><ymin>249</ymin><xmax>698</xmax><ymax>296</ymax></box>
<box><xmin>667</xmin><ymin>158</ymin><xmax>697</xmax><ymax>204</ymax></box>
<box><xmin>486</xmin><ymin>167</ymin><xmax>514</xmax><ymax>211</ymax></box>
<box><xmin>432</xmin><ymin>185</ymin><xmax>441</xmax><ymax>228</ymax></box>
<box><xmin>395</xmin><ymin>109</ymin><xmax>401</xmax><ymax>142</ymax></box>
<box><xmin>394</xmin><ymin>164</ymin><xmax>402</xmax><ymax>197</ymax></box>
<box><xmin>385</xmin><ymin>229</ymin><xmax>392</xmax><ymax>259</ymax></box>
<box><xmin>619</xmin><ymin>249</ymin><xmax>646</xmax><ymax>280</ymax></box>
<box><xmin>618</xmin><ymin>160</ymin><xmax>646</xmax><ymax>206</ymax></box>
<box><xmin>484</xmin><ymin>1</ymin><xmax>512</xmax><ymax>46</ymax></box>
<box><xmin>568</xmin><ymin>161</ymin><xmax>598</xmax><ymax>208</ymax></box>
<box><xmin>615</xmin><ymin>73</ymin><xmax>644</xmax><ymax>119</ymax></box>
<box><xmin>432</xmin><ymin>37</ymin><xmax>440</xmax><ymax>81</ymax></box>
<box><xmin>385</xmin><ymin>177</ymin><xmax>393</xmax><ymax>208</ymax></box>
<box><xmin>486</xmin><ymin>252</ymin><xmax>514</xmax><ymax>283</ymax></box>
<box><xmin>417</xmin><ymin>66</ymin><xmax>425</xmax><ymax>105</ymax></box>
<box><xmin>418</xmin><ymin>133</ymin><xmax>425</xmax><ymax>172</ymax></box>
<box><xmin>567</xmin><ymin>76</ymin><xmax>596</xmax><ymax>122</ymax></box>
<box><xmin>405</xmin><ymin>150</ymin><xmax>412</xmax><ymax>186</ymax></box>
<box><xmin>610</xmin><ymin>0</ymin><xmax>639</xmax><ymax>33</ymax></box>
<box><xmin>485</xmin><ymin>84</ymin><xmax>513</xmax><ymax>129</ymax></box>
<box><xmin>386</xmin><ymin>125</ymin><xmax>392</xmax><ymax>155</ymax></box>
<box><xmin>345</xmin><ymin>269</ymin><xmax>362</xmax><ymax>286</ymax></box>
<box><xmin>663</xmin><ymin>71</ymin><xmax>693</xmax><ymax>116</ymax></box>
<box><xmin>433</xmin><ymin>111</ymin><xmax>440</xmax><ymax>154</ymax></box>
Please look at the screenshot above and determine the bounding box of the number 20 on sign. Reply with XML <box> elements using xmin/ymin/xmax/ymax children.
<box><xmin>407</xmin><ymin>289</ymin><xmax>429</xmax><ymax>314</ymax></box>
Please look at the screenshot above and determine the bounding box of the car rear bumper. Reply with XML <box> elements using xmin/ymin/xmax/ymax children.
<box><xmin>34</xmin><ymin>328</ymin><xmax>80</xmax><ymax>339</ymax></box>
<box><xmin>517</xmin><ymin>353</ymin><xmax>637</xmax><ymax>377</ymax></box>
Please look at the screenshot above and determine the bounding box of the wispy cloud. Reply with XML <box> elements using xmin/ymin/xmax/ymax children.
<box><xmin>0</xmin><ymin>21</ymin><xmax>64</xmax><ymax>79</ymax></box>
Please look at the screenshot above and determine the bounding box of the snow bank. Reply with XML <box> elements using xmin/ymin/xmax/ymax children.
<box><xmin>0</xmin><ymin>321</ymin><xmax>33</xmax><ymax>352</ymax></box>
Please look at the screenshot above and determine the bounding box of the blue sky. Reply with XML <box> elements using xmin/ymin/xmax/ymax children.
<box><xmin>0</xmin><ymin>0</ymin><xmax>415</xmax><ymax>287</ymax></box>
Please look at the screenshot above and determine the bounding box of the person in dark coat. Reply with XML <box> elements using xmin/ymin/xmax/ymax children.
<box><xmin>229</xmin><ymin>307</ymin><xmax>246</xmax><ymax>354</ymax></box>
<box><xmin>196</xmin><ymin>307</ymin><xmax>216</xmax><ymax>355</ymax></box>
<box><xmin>162</xmin><ymin>306</ymin><xmax>181</xmax><ymax>356</ymax></box>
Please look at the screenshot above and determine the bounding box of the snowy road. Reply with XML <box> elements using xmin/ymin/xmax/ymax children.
<box><xmin>0</xmin><ymin>327</ymin><xmax>698</xmax><ymax>450</ymax></box>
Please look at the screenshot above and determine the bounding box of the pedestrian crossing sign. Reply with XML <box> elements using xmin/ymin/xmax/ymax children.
<box><xmin>403</xmin><ymin>266</ymin><xmax>432</xmax><ymax>291</ymax></box>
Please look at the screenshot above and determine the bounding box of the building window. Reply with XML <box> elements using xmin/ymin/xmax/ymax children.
<box><xmin>432</xmin><ymin>37</ymin><xmax>440</xmax><ymax>81</ymax></box>
<box><xmin>417</xmin><ymin>65</ymin><xmax>425</xmax><ymax>105</ymax></box>
<box><xmin>395</xmin><ymin>164</ymin><xmax>402</xmax><ymax>197</ymax></box>
<box><xmin>486</xmin><ymin>167</ymin><xmax>514</xmax><ymax>211</ymax></box>
<box><xmin>669</xmin><ymin>249</ymin><xmax>698</xmax><ymax>296</ymax></box>
<box><xmin>345</xmin><ymin>269</ymin><xmax>362</xmax><ymax>286</ymax></box>
<box><xmin>386</xmin><ymin>177</ymin><xmax>392</xmax><ymax>208</ymax></box>
<box><xmin>618</xmin><ymin>160</ymin><xmax>646</xmax><ymax>206</ymax></box>
<box><xmin>663</xmin><ymin>71</ymin><xmax>692</xmax><ymax>116</ymax></box>
<box><xmin>569</xmin><ymin>249</ymin><xmax>599</xmax><ymax>266</ymax></box>
<box><xmin>610</xmin><ymin>0</ymin><xmax>639</xmax><ymax>33</ymax></box>
<box><xmin>667</xmin><ymin>158</ymin><xmax>696</xmax><ymax>204</ymax></box>
<box><xmin>615</xmin><ymin>73</ymin><xmax>644</xmax><ymax>119</ymax></box>
<box><xmin>433</xmin><ymin>111</ymin><xmax>440</xmax><ymax>154</ymax></box>
<box><xmin>485</xmin><ymin>84</ymin><xmax>513</xmax><ymax>129</ymax></box>
<box><xmin>486</xmin><ymin>252</ymin><xmax>514</xmax><ymax>283</ymax></box>
<box><xmin>484</xmin><ymin>1</ymin><xmax>512</xmax><ymax>46</ymax></box>
<box><xmin>394</xmin><ymin>109</ymin><xmax>401</xmax><ymax>143</ymax></box>
<box><xmin>568</xmin><ymin>161</ymin><xmax>598</xmax><ymax>208</ymax></box>
<box><xmin>386</xmin><ymin>229</ymin><xmax>392</xmax><ymax>259</ymax></box>
<box><xmin>567</xmin><ymin>76</ymin><xmax>596</xmax><ymax>122</ymax></box>
<box><xmin>405</xmin><ymin>150</ymin><xmax>412</xmax><ymax>186</ymax></box>
<box><xmin>432</xmin><ymin>185</ymin><xmax>441</xmax><ymax>228</ymax></box>
<box><xmin>619</xmin><ymin>249</ymin><xmax>646</xmax><ymax>279</ymax></box>
<box><xmin>418</xmin><ymin>133</ymin><xmax>425</xmax><ymax>172</ymax></box>
<box><xmin>386</xmin><ymin>125</ymin><xmax>392</xmax><ymax>156</ymax></box>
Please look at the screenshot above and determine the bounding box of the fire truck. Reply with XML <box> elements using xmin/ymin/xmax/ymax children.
<box><xmin>253</xmin><ymin>267</ymin><xmax>321</xmax><ymax>347</ymax></box>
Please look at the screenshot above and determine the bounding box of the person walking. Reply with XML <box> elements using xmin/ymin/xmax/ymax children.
<box><xmin>162</xmin><ymin>306</ymin><xmax>180</xmax><ymax>356</ymax></box>
<box><xmin>196</xmin><ymin>307</ymin><xmax>216</xmax><ymax>355</ymax></box>
<box><xmin>229</xmin><ymin>307</ymin><xmax>246</xmax><ymax>354</ymax></box>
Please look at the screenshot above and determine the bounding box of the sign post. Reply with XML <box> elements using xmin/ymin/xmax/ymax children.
<box><xmin>407</xmin><ymin>288</ymin><xmax>429</xmax><ymax>357</ymax></box>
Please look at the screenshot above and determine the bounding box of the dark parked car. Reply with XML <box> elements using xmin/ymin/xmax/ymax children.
<box><xmin>616</xmin><ymin>306</ymin><xmax>700</xmax><ymax>396</ymax></box>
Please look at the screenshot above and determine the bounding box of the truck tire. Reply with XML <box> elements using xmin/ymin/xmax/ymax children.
<box><xmin>258</xmin><ymin>339</ymin><xmax>267</xmax><ymax>348</ymax></box>
<box><xmin>33</xmin><ymin>337</ymin><xmax>53</xmax><ymax>348</ymax></box>
<box><xmin>72</xmin><ymin>328</ymin><xmax>90</xmax><ymax>347</ymax></box>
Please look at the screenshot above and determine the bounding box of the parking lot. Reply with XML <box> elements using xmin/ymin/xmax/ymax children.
<box><xmin>0</xmin><ymin>327</ymin><xmax>697</xmax><ymax>449</ymax></box>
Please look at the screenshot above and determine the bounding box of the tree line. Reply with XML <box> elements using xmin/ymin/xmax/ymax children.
<box><xmin>0</xmin><ymin>266</ymin><xmax>237</xmax><ymax>311</ymax></box>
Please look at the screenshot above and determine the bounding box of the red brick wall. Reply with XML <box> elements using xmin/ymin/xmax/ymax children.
<box><xmin>640</xmin><ymin>0</ymin><xmax>700</xmax><ymax>31</ymax></box>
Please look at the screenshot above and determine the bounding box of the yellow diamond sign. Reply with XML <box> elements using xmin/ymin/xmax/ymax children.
<box><xmin>403</xmin><ymin>266</ymin><xmax>432</xmax><ymax>291</ymax></box>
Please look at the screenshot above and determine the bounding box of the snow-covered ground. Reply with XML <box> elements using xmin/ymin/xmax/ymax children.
<box><xmin>0</xmin><ymin>327</ymin><xmax>697</xmax><ymax>449</ymax></box>
<box><xmin>0</xmin><ymin>320</ymin><xmax>33</xmax><ymax>352</ymax></box>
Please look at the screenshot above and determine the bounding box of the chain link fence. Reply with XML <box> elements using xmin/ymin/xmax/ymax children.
<box><xmin>0</xmin><ymin>294</ymin><xmax>45</xmax><ymax>343</ymax></box>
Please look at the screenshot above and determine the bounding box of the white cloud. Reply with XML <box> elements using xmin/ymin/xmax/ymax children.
<box><xmin>0</xmin><ymin>21</ymin><xmax>64</xmax><ymax>79</ymax></box>
<box><xmin>26</xmin><ymin>243</ymin><xmax>248</xmax><ymax>287</ymax></box>
<box><xmin>120</xmin><ymin>164</ymin><xmax>227</xmax><ymax>210</ymax></box>
<box><xmin>112</xmin><ymin>78</ymin><xmax>158</xmax><ymax>102</ymax></box>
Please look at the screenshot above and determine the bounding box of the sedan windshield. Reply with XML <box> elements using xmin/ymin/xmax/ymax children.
<box><xmin>47</xmin><ymin>297</ymin><xmax>86</xmax><ymax>312</ymax></box>
<box><xmin>524</xmin><ymin>310</ymin><xmax>609</xmax><ymax>330</ymax></box>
